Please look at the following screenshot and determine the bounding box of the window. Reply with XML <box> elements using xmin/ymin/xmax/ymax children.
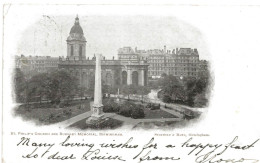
<box><xmin>71</xmin><ymin>45</ymin><xmax>73</xmax><ymax>56</ymax></box>
<box><xmin>79</xmin><ymin>46</ymin><xmax>82</xmax><ymax>57</ymax></box>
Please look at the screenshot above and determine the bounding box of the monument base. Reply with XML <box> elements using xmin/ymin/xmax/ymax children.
<box><xmin>85</xmin><ymin>114</ymin><xmax>107</xmax><ymax>125</ymax></box>
<box><xmin>86</xmin><ymin>104</ymin><xmax>105</xmax><ymax>124</ymax></box>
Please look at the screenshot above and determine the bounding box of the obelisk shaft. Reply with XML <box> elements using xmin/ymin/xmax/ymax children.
<box><xmin>93</xmin><ymin>53</ymin><xmax>102</xmax><ymax>106</ymax></box>
<box><xmin>86</xmin><ymin>53</ymin><xmax>104</xmax><ymax>123</ymax></box>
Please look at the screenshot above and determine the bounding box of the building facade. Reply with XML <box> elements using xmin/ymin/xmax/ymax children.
<box><xmin>198</xmin><ymin>60</ymin><xmax>209</xmax><ymax>78</ymax></box>
<box><xmin>15</xmin><ymin>55</ymin><xmax>59</xmax><ymax>76</ymax></box>
<box><xmin>118</xmin><ymin>46</ymin><xmax>201</xmax><ymax>79</ymax></box>
<box><xmin>58</xmin><ymin>16</ymin><xmax>149</xmax><ymax>88</ymax></box>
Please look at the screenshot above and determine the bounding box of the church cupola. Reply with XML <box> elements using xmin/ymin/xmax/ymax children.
<box><xmin>66</xmin><ymin>15</ymin><xmax>87</xmax><ymax>60</ymax></box>
<box><xmin>69</xmin><ymin>15</ymin><xmax>84</xmax><ymax>35</ymax></box>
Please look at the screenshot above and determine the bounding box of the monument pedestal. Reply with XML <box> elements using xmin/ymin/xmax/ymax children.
<box><xmin>86</xmin><ymin>103</ymin><xmax>105</xmax><ymax>124</ymax></box>
<box><xmin>86</xmin><ymin>116</ymin><xmax>106</xmax><ymax>124</ymax></box>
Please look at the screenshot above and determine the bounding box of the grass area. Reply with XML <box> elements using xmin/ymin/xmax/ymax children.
<box><xmin>14</xmin><ymin>100</ymin><xmax>91</xmax><ymax>125</ymax></box>
<box><xmin>68</xmin><ymin>117</ymin><xmax>123</xmax><ymax>130</ymax></box>
<box><xmin>14</xmin><ymin>97</ymin><xmax>179</xmax><ymax>128</ymax></box>
<box><xmin>133</xmin><ymin>121</ymin><xmax>185</xmax><ymax>130</ymax></box>
<box><xmin>116</xmin><ymin>99</ymin><xmax>178</xmax><ymax>119</ymax></box>
<box><xmin>142</xmin><ymin>108</ymin><xmax>178</xmax><ymax>119</ymax></box>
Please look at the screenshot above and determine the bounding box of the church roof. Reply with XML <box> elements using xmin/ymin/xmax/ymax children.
<box><xmin>70</xmin><ymin>16</ymin><xmax>84</xmax><ymax>35</ymax></box>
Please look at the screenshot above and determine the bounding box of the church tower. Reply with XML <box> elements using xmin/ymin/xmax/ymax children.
<box><xmin>67</xmin><ymin>15</ymin><xmax>86</xmax><ymax>60</ymax></box>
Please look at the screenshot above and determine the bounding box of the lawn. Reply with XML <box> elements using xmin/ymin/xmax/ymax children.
<box><xmin>133</xmin><ymin>121</ymin><xmax>184</xmax><ymax>129</ymax></box>
<box><xmin>14</xmin><ymin>97</ymin><xmax>178</xmax><ymax>126</ymax></box>
<box><xmin>142</xmin><ymin>108</ymin><xmax>178</xmax><ymax>119</ymax></box>
<box><xmin>68</xmin><ymin>117</ymin><xmax>123</xmax><ymax>130</ymax></box>
<box><xmin>116</xmin><ymin>99</ymin><xmax>178</xmax><ymax>119</ymax></box>
<box><xmin>14</xmin><ymin>100</ymin><xmax>91</xmax><ymax>125</ymax></box>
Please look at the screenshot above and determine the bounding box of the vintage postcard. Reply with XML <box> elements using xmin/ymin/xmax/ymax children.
<box><xmin>1</xmin><ymin>1</ymin><xmax>260</xmax><ymax>163</ymax></box>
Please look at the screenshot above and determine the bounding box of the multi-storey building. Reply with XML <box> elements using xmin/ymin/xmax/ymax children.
<box><xmin>172</xmin><ymin>48</ymin><xmax>200</xmax><ymax>78</ymax></box>
<box><xmin>15</xmin><ymin>55</ymin><xmax>59</xmax><ymax>76</ymax></box>
<box><xmin>118</xmin><ymin>46</ymin><xmax>201</xmax><ymax>79</ymax></box>
<box><xmin>198</xmin><ymin>60</ymin><xmax>209</xmax><ymax>78</ymax></box>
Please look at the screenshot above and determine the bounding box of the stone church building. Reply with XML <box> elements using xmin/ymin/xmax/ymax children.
<box><xmin>58</xmin><ymin>16</ymin><xmax>149</xmax><ymax>88</ymax></box>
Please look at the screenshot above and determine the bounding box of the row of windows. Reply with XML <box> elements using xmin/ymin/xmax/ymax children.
<box><xmin>148</xmin><ymin>60</ymin><xmax>164</xmax><ymax>63</ymax></box>
<box><xmin>119</xmin><ymin>55</ymin><xmax>138</xmax><ymax>59</ymax></box>
<box><xmin>149</xmin><ymin>68</ymin><xmax>164</xmax><ymax>71</ymax></box>
<box><xmin>22</xmin><ymin>60</ymin><xmax>45</xmax><ymax>64</ymax></box>
<box><xmin>165</xmin><ymin>63</ymin><xmax>199</xmax><ymax>66</ymax></box>
<box><xmin>149</xmin><ymin>57</ymin><xmax>164</xmax><ymax>59</ymax></box>
<box><xmin>47</xmin><ymin>61</ymin><xmax>58</xmax><ymax>64</ymax></box>
<box><xmin>19</xmin><ymin>60</ymin><xmax>59</xmax><ymax>64</ymax></box>
<box><xmin>149</xmin><ymin>64</ymin><xmax>199</xmax><ymax>67</ymax></box>
<box><xmin>149</xmin><ymin>71</ymin><xmax>198</xmax><ymax>76</ymax></box>
<box><xmin>148</xmin><ymin>59</ymin><xmax>199</xmax><ymax>63</ymax></box>
<box><xmin>32</xmin><ymin>64</ymin><xmax>45</xmax><ymax>67</ymax></box>
<box><xmin>149</xmin><ymin>56</ymin><xmax>198</xmax><ymax>59</ymax></box>
<box><xmin>173</xmin><ymin>56</ymin><xmax>199</xmax><ymax>59</ymax></box>
<box><xmin>176</xmin><ymin>60</ymin><xmax>199</xmax><ymax>63</ymax></box>
<box><xmin>149</xmin><ymin>68</ymin><xmax>197</xmax><ymax>71</ymax></box>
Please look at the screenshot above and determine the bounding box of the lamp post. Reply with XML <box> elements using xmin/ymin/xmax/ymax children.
<box><xmin>179</xmin><ymin>75</ymin><xmax>185</xmax><ymax>102</ymax></box>
<box><xmin>116</xmin><ymin>88</ymin><xmax>120</xmax><ymax>102</ymax></box>
<box><xmin>180</xmin><ymin>75</ymin><xmax>184</xmax><ymax>86</ymax></box>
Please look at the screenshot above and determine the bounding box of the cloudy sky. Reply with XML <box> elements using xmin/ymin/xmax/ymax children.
<box><xmin>16</xmin><ymin>15</ymin><xmax>209</xmax><ymax>60</ymax></box>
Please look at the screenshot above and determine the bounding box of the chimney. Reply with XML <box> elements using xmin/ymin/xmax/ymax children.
<box><xmin>135</xmin><ymin>47</ymin><xmax>137</xmax><ymax>53</ymax></box>
<box><xmin>176</xmin><ymin>48</ymin><xmax>179</xmax><ymax>55</ymax></box>
<box><xmin>164</xmin><ymin>45</ymin><xmax>166</xmax><ymax>54</ymax></box>
<box><xmin>172</xmin><ymin>49</ymin><xmax>175</xmax><ymax>54</ymax></box>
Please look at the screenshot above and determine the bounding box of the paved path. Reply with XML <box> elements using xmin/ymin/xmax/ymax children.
<box><xmin>160</xmin><ymin>107</ymin><xmax>184</xmax><ymax>118</ymax></box>
<box><xmin>105</xmin><ymin>113</ymin><xmax>181</xmax><ymax>127</ymax></box>
<box><xmin>56</xmin><ymin>111</ymin><xmax>116</xmax><ymax>128</ymax></box>
<box><xmin>56</xmin><ymin>89</ymin><xmax>191</xmax><ymax>129</ymax></box>
<box><xmin>56</xmin><ymin>108</ymin><xmax>182</xmax><ymax>129</ymax></box>
<box><xmin>56</xmin><ymin>111</ymin><xmax>93</xmax><ymax>128</ymax></box>
<box><xmin>113</xmin><ymin>94</ymin><xmax>199</xmax><ymax>114</ymax></box>
<box><xmin>112</xmin><ymin>88</ymin><xmax>204</xmax><ymax>114</ymax></box>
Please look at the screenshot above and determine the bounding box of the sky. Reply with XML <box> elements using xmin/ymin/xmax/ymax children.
<box><xmin>16</xmin><ymin>15</ymin><xmax>210</xmax><ymax>60</ymax></box>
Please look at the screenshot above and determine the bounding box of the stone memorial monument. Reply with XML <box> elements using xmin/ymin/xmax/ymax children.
<box><xmin>86</xmin><ymin>53</ymin><xmax>105</xmax><ymax>123</ymax></box>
